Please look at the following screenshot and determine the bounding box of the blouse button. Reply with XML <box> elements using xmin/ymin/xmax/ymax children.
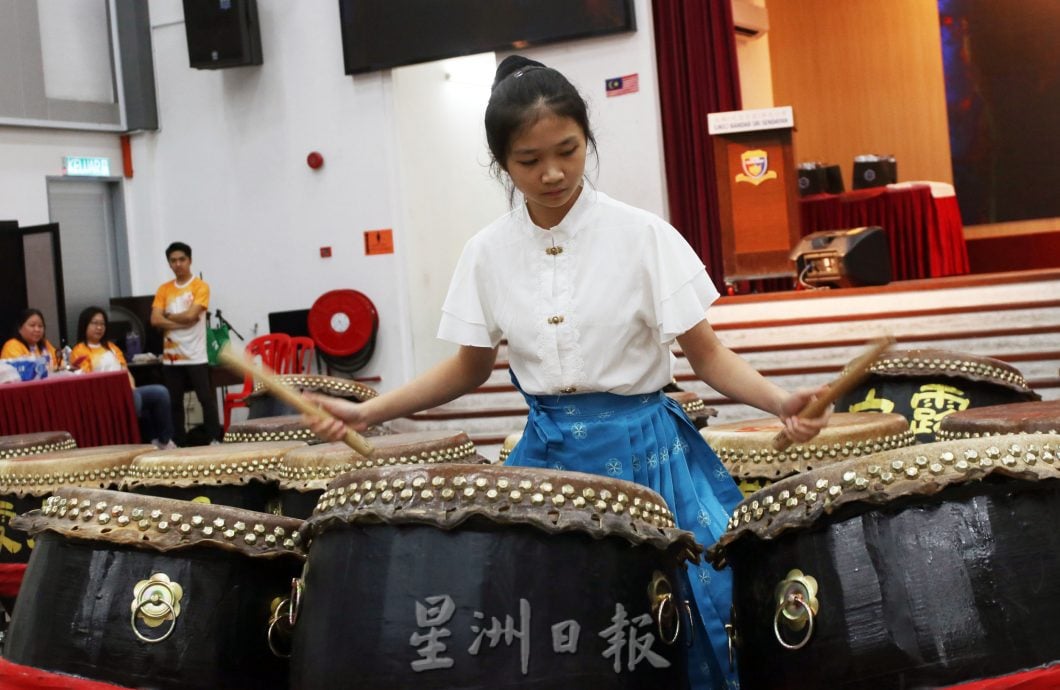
<box><xmin>545</xmin><ymin>246</ymin><xmax>564</xmax><ymax>256</ymax></box>
<box><xmin>547</xmin><ymin>315</ymin><xmax>565</xmax><ymax>325</ymax></box>
<box><xmin>560</xmin><ymin>386</ymin><xmax>577</xmax><ymax>394</ymax></box>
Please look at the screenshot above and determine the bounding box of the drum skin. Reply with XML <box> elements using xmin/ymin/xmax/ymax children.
<box><xmin>291</xmin><ymin>519</ymin><xmax>689</xmax><ymax>690</ymax></box>
<box><xmin>0</xmin><ymin>431</ymin><xmax>76</xmax><ymax>459</ymax></box>
<box><xmin>6</xmin><ymin>533</ymin><xmax>297</xmax><ymax>690</ymax></box>
<box><xmin>246</xmin><ymin>375</ymin><xmax>377</xmax><ymax>419</ymax></box>
<box><xmin>123</xmin><ymin>442</ymin><xmax>306</xmax><ymax>514</ymax></box>
<box><xmin>713</xmin><ymin>435</ymin><xmax>1060</xmax><ymax>689</ymax></box>
<box><xmin>938</xmin><ymin>400</ymin><xmax>1060</xmax><ymax>440</ymax></box>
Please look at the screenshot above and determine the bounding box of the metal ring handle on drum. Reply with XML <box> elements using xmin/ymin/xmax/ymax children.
<box><xmin>130</xmin><ymin>599</ymin><xmax>177</xmax><ymax>644</ymax></box>
<box><xmin>267</xmin><ymin>599</ymin><xmax>294</xmax><ymax>659</ymax></box>
<box><xmin>682</xmin><ymin>599</ymin><xmax>695</xmax><ymax>648</ymax></box>
<box><xmin>288</xmin><ymin>577</ymin><xmax>303</xmax><ymax>627</ymax></box>
<box><xmin>773</xmin><ymin>593</ymin><xmax>814</xmax><ymax>650</ymax></box>
<box><xmin>653</xmin><ymin>592</ymin><xmax>680</xmax><ymax>646</ymax></box>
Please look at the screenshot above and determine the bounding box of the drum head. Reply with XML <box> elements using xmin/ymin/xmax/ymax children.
<box><xmin>702</xmin><ymin>412</ymin><xmax>914</xmax><ymax>480</ymax></box>
<box><xmin>938</xmin><ymin>400</ymin><xmax>1060</xmax><ymax>439</ymax></box>
<box><xmin>124</xmin><ymin>442</ymin><xmax>307</xmax><ymax>489</ymax></box>
<box><xmin>0</xmin><ymin>431</ymin><xmax>76</xmax><ymax>459</ymax></box>
<box><xmin>0</xmin><ymin>444</ymin><xmax>155</xmax><ymax>496</ymax></box>
<box><xmin>223</xmin><ymin>415</ymin><xmax>318</xmax><ymax>444</ymax></box>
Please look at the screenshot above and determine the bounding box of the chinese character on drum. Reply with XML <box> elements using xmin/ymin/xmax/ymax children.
<box><xmin>409</xmin><ymin>594</ymin><xmax>671</xmax><ymax>676</ymax></box>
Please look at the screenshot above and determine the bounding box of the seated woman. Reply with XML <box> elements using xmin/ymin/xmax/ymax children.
<box><xmin>70</xmin><ymin>307</ymin><xmax>176</xmax><ymax>449</ymax></box>
<box><xmin>1</xmin><ymin>308</ymin><xmax>60</xmax><ymax>370</ymax></box>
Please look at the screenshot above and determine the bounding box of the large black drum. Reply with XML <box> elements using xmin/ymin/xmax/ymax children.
<box><xmin>246</xmin><ymin>374</ymin><xmax>378</xmax><ymax>419</ymax></box>
<box><xmin>0</xmin><ymin>444</ymin><xmax>153</xmax><ymax>565</ymax></box>
<box><xmin>937</xmin><ymin>399</ymin><xmax>1060</xmax><ymax>440</ymax></box>
<box><xmin>276</xmin><ymin>431</ymin><xmax>487</xmax><ymax>519</ymax></box>
<box><xmin>291</xmin><ymin>465</ymin><xmax>698</xmax><ymax>689</ymax></box>
<box><xmin>224</xmin><ymin>414</ymin><xmax>322</xmax><ymax>445</ymax></box>
<box><xmin>710</xmin><ymin>433</ymin><xmax>1060</xmax><ymax>689</ymax></box>
<box><xmin>702</xmin><ymin>412</ymin><xmax>914</xmax><ymax>496</ymax></box>
<box><xmin>834</xmin><ymin>348</ymin><xmax>1040</xmax><ymax>442</ymax></box>
<box><xmin>0</xmin><ymin>431</ymin><xmax>76</xmax><ymax>459</ymax></box>
<box><xmin>6</xmin><ymin>487</ymin><xmax>303</xmax><ymax>690</ymax></box>
<box><xmin>122</xmin><ymin>441</ymin><xmax>306</xmax><ymax>513</ymax></box>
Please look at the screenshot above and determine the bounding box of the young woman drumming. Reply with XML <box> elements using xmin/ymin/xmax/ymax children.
<box><xmin>306</xmin><ymin>55</ymin><xmax>830</xmax><ymax>689</ymax></box>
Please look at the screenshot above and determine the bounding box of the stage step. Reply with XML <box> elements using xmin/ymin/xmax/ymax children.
<box><xmin>395</xmin><ymin>270</ymin><xmax>1060</xmax><ymax>461</ymax></box>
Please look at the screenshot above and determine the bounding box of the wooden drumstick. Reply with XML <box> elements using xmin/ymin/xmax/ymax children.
<box><xmin>772</xmin><ymin>336</ymin><xmax>896</xmax><ymax>451</ymax></box>
<box><xmin>217</xmin><ymin>345</ymin><xmax>375</xmax><ymax>457</ymax></box>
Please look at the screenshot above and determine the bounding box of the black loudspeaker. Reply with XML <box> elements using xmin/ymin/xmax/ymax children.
<box><xmin>852</xmin><ymin>155</ymin><xmax>897</xmax><ymax>189</ymax></box>
<box><xmin>823</xmin><ymin>164</ymin><xmax>845</xmax><ymax>194</ymax></box>
<box><xmin>798</xmin><ymin>163</ymin><xmax>845</xmax><ymax>196</ymax></box>
<box><xmin>797</xmin><ymin>165</ymin><xmax>827</xmax><ymax>196</ymax></box>
<box><xmin>183</xmin><ymin>0</ymin><xmax>263</xmax><ymax>70</ymax></box>
<box><xmin>790</xmin><ymin>226</ymin><xmax>892</xmax><ymax>288</ymax></box>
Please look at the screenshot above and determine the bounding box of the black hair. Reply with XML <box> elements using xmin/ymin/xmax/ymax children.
<box><xmin>485</xmin><ymin>55</ymin><xmax>597</xmax><ymax>194</ymax></box>
<box><xmin>166</xmin><ymin>241</ymin><xmax>192</xmax><ymax>260</ymax></box>
<box><xmin>76</xmin><ymin>306</ymin><xmax>109</xmax><ymax>346</ymax></box>
<box><xmin>11</xmin><ymin>308</ymin><xmax>46</xmax><ymax>348</ymax></box>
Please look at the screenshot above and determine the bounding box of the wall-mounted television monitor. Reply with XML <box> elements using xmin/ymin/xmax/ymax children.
<box><xmin>338</xmin><ymin>0</ymin><xmax>636</xmax><ymax>75</ymax></box>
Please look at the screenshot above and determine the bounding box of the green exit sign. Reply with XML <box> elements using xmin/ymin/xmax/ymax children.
<box><xmin>64</xmin><ymin>156</ymin><xmax>111</xmax><ymax>177</ymax></box>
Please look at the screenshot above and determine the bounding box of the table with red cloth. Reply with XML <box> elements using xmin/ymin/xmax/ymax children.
<box><xmin>0</xmin><ymin>371</ymin><xmax>140</xmax><ymax>447</ymax></box>
<box><xmin>799</xmin><ymin>182</ymin><xmax>970</xmax><ymax>281</ymax></box>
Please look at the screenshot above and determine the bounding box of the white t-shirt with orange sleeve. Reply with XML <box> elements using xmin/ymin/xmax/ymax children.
<box><xmin>152</xmin><ymin>277</ymin><xmax>210</xmax><ymax>365</ymax></box>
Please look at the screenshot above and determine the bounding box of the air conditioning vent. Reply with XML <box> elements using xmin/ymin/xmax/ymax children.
<box><xmin>732</xmin><ymin>0</ymin><xmax>769</xmax><ymax>39</ymax></box>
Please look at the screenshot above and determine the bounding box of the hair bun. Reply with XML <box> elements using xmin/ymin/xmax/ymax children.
<box><xmin>493</xmin><ymin>55</ymin><xmax>547</xmax><ymax>89</ymax></box>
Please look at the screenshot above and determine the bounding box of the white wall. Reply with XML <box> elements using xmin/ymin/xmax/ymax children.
<box><xmin>128</xmin><ymin>0</ymin><xmax>414</xmax><ymax>387</ymax></box>
<box><xmin>0</xmin><ymin>127</ymin><xmax>122</xmax><ymax>225</ymax></box>
<box><xmin>505</xmin><ymin>0</ymin><xmax>669</xmax><ymax>219</ymax></box>
<box><xmin>1</xmin><ymin>0</ymin><xmax>670</xmax><ymax>388</ymax></box>
<box><xmin>390</xmin><ymin>54</ymin><xmax>506</xmax><ymax>375</ymax></box>
<box><xmin>734</xmin><ymin>0</ymin><xmax>775</xmax><ymax>110</ymax></box>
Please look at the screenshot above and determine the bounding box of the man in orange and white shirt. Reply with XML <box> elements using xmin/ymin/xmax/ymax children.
<box><xmin>151</xmin><ymin>242</ymin><xmax>221</xmax><ymax>445</ymax></box>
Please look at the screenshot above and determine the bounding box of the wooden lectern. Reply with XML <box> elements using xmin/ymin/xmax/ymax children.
<box><xmin>708</xmin><ymin>106</ymin><xmax>801</xmax><ymax>287</ymax></box>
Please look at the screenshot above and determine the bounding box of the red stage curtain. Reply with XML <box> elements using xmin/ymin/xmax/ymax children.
<box><xmin>652</xmin><ymin>0</ymin><xmax>742</xmax><ymax>292</ymax></box>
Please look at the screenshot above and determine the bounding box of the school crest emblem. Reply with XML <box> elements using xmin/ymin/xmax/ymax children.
<box><xmin>735</xmin><ymin>149</ymin><xmax>778</xmax><ymax>185</ymax></box>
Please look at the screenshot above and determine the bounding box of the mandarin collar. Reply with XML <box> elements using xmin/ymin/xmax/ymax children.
<box><xmin>517</xmin><ymin>185</ymin><xmax>596</xmax><ymax>243</ymax></box>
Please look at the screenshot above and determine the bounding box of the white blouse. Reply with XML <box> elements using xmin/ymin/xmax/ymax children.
<box><xmin>438</xmin><ymin>188</ymin><xmax>719</xmax><ymax>395</ymax></box>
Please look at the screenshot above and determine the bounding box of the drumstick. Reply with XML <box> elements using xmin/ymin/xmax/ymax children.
<box><xmin>217</xmin><ymin>345</ymin><xmax>375</xmax><ymax>457</ymax></box>
<box><xmin>771</xmin><ymin>336</ymin><xmax>895</xmax><ymax>451</ymax></box>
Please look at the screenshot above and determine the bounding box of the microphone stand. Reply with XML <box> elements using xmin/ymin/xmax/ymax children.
<box><xmin>213</xmin><ymin>309</ymin><xmax>245</xmax><ymax>342</ymax></box>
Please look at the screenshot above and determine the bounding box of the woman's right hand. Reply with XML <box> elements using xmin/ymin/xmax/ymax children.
<box><xmin>301</xmin><ymin>392</ymin><xmax>370</xmax><ymax>442</ymax></box>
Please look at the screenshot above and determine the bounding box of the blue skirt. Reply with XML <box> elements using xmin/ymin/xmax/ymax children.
<box><xmin>505</xmin><ymin>384</ymin><xmax>743</xmax><ymax>689</ymax></box>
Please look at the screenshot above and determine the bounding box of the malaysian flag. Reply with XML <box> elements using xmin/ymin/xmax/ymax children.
<box><xmin>605</xmin><ymin>73</ymin><xmax>639</xmax><ymax>97</ymax></box>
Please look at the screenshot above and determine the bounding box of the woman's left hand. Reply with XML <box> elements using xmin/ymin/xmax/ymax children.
<box><xmin>778</xmin><ymin>384</ymin><xmax>832</xmax><ymax>443</ymax></box>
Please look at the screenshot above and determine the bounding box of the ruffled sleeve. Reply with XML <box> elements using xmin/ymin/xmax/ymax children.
<box><xmin>437</xmin><ymin>239</ymin><xmax>502</xmax><ymax>348</ymax></box>
<box><xmin>650</xmin><ymin>222</ymin><xmax>720</xmax><ymax>343</ymax></box>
